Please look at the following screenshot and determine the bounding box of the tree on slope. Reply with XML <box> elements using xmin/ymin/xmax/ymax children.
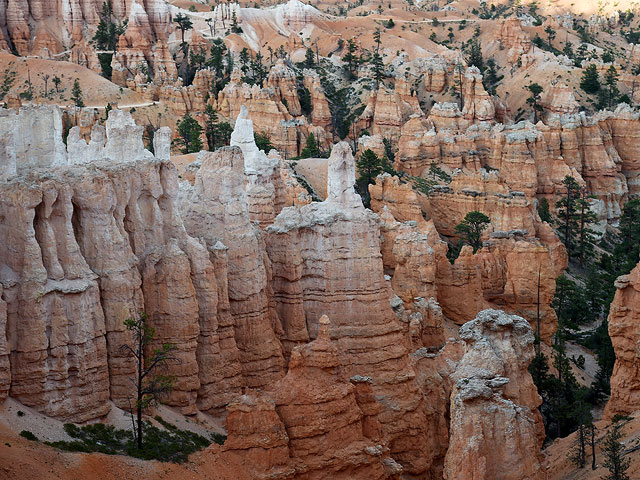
<box><xmin>526</xmin><ymin>82</ymin><xmax>544</xmax><ymax>123</ymax></box>
<box><xmin>455</xmin><ymin>211</ymin><xmax>490</xmax><ymax>253</ymax></box>
<box><xmin>71</xmin><ymin>79</ymin><xmax>84</xmax><ymax>107</ymax></box>
<box><xmin>580</xmin><ymin>64</ymin><xmax>601</xmax><ymax>94</ymax></box>
<box><xmin>121</xmin><ymin>313</ymin><xmax>177</xmax><ymax>449</ymax></box>
<box><xmin>175</xmin><ymin>112</ymin><xmax>203</xmax><ymax>154</ymax></box>
<box><xmin>602</xmin><ymin>422</ymin><xmax>631</xmax><ymax>480</ymax></box>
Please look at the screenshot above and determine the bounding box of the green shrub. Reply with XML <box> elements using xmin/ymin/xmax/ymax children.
<box><xmin>20</xmin><ymin>430</ymin><xmax>37</xmax><ymax>441</ymax></box>
<box><xmin>611</xmin><ymin>413</ymin><xmax>633</xmax><ymax>424</ymax></box>
<box><xmin>46</xmin><ymin>420</ymin><xmax>211</xmax><ymax>463</ymax></box>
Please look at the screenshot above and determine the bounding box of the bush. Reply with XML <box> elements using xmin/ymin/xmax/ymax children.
<box><xmin>46</xmin><ymin>420</ymin><xmax>212</xmax><ymax>463</ymax></box>
<box><xmin>20</xmin><ymin>430</ymin><xmax>37</xmax><ymax>441</ymax></box>
<box><xmin>611</xmin><ymin>413</ymin><xmax>633</xmax><ymax>424</ymax></box>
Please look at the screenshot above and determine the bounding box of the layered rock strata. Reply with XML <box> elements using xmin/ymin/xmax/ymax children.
<box><xmin>444</xmin><ymin>309</ymin><xmax>544</xmax><ymax>480</ymax></box>
<box><xmin>265</xmin><ymin>142</ymin><xmax>437</xmax><ymax>476</ymax></box>
<box><xmin>178</xmin><ymin>146</ymin><xmax>286</xmax><ymax>389</ymax></box>
<box><xmin>604</xmin><ymin>263</ymin><xmax>640</xmax><ymax>418</ymax></box>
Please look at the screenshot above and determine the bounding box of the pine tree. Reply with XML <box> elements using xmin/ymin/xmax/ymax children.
<box><xmin>300</xmin><ymin>132</ymin><xmax>320</xmax><ymax>158</ymax></box>
<box><xmin>576</xmin><ymin>187</ymin><xmax>598</xmax><ymax>266</ymax></box>
<box><xmin>252</xmin><ymin>52</ymin><xmax>267</xmax><ymax>85</ymax></box>
<box><xmin>52</xmin><ymin>75</ymin><xmax>61</xmax><ymax>93</ymax></box>
<box><xmin>174</xmin><ymin>13</ymin><xmax>193</xmax><ymax>46</ymax></box>
<box><xmin>580</xmin><ymin>64</ymin><xmax>601</xmax><ymax>94</ymax></box>
<box><xmin>526</xmin><ymin>83</ymin><xmax>544</xmax><ymax>123</ymax></box>
<box><xmin>239</xmin><ymin>48</ymin><xmax>251</xmax><ymax>76</ymax></box>
<box><xmin>455</xmin><ymin>211</ymin><xmax>491</xmax><ymax>252</ymax></box>
<box><xmin>122</xmin><ymin>313</ymin><xmax>177</xmax><ymax>449</ymax></box>
<box><xmin>602</xmin><ymin>423</ymin><xmax>631</xmax><ymax>480</ymax></box>
<box><xmin>372</xmin><ymin>28</ymin><xmax>384</xmax><ymax>88</ymax></box>
<box><xmin>563</xmin><ymin>41</ymin><xmax>574</xmax><ymax>58</ymax></box>
<box><xmin>71</xmin><ymin>79</ymin><xmax>84</xmax><ymax>107</ymax></box>
<box><xmin>466</xmin><ymin>38</ymin><xmax>484</xmax><ymax>72</ymax></box>
<box><xmin>604</xmin><ymin>65</ymin><xmax>620</xmax><ymax>109</ymax></box>
<box><xmin>204</xmin><ymin>105</ymin><xmax>220</xmax><ymax>150</ymax></box>
<box><xmin>538</xmin><ymin>197</ymin><xmax>552</xmax><ymax>223</ymax></box>
<box><xmin>555</xmin><ymin>175</ymin><xmax>581</xmax><ymax>258</ymax></box>
<box><xmin>254</xmin><ymin>132</ymin><xmax>274</xmax><ymax>152</ymax></box>
<box><xmin>231</xmin><ymin>11</ymin><xmax>242</xmax><ymax>33</ymax></box>
<box><xmin>545</xmin><ymin>24</ymin><xmax>556</xmax><ymax>50</ymax></box>
<box><xmin>305</xmin><ymin>47</ymin><xmax>315</xmax><ymax>68</ymax></box>
<box><xmin>175</xmin><ymin>112</ymin><xmax>203</xmax><ymax>154</ymax></box>
<box><xmin>356</xmin><ymin>148</ymin><xmax>385</xmax><ymax>207</ymax></box>
<box><xmin>483</xmin><ymin>58</ymin><xmax>503</xmax><ymax>96</ymax></box>
<box><xmin>343</xmin><ymin>38</ymin><xmax>358</xmax><ymax>78</ymax></box>
<box><xmin>207</xmin><ymin>39</ymin><xmax>227</xmax><ymax>95</ymax></box>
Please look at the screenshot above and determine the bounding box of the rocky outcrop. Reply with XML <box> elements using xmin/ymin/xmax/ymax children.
<box><xmin>0</xmin><ymin>0</ymin><xmax>174</xmax><ymax>76</ymax></box>
<box><xmin>0</xmin><ymin>105</ymin><xmax>67</xmax><ymax>174</ymax></box>
<box><xmin>221</xmin><ymin>315</ymin><xmax>401</xmax><ymax>479</ymax></box>
<box><xmin>369</xmin><ymin>174</ymin><xmax>562</xmax><ymax>341</ymax></box>
<box><xmin>217</xmin><ymin>66</ymin><xmax>331</xmax><ymax>158</ymax></box>
<box><xmin>229</xmin><ymin>105</ymin><xmax>310</xmax><ymax>227</ymax></box>
<box><xmin>498</xmin><ymin>18</ymin><xmax>532</xmax><ymax>63</ymax></box>
<box><xmin>0</xmin><ymin>105</ymin><xmax>244</xmax><ymax>419</ymax></box>
<box><xmin>178</xmin><ymin>146</ymin><xmax>286</xmax><ymax>390</ymax></box>
<box><xmin>358</xmin><ymin>82</ymin><xmax>423</xmax><ymax>138</ymax></box>
<box><xmin>604</xmin><ymin>263</ymin><xmax>640</xmax><ymax>418</ymax></box>
<box><xmin>428</xmin><ymin>171</ymin><xmax>536</xmax><ymax>237</ymax></box>
<box><xmin>266</xmin><ymin>142</ymin><xmax>436</xmax><ymax>476</ymax></box>
<box><xmin>222</xmin><ymin>392</ymin><xmax>295</xmax><ymax>479</ymax></box>
<box><xmin>541</xmin><ymin>84</ymin><xmax>580</xmax><ymax>116</ymax></box>
<box><xmin>444</xmin><ymin>310</ymin><xmax>544</xmax><ymax>480</ymax></box>
<box><xmin>271</xmin><ymin>315</ymin><xmax>399</xmax><ymax>479</ymax></box>
<box><xmin>461</xmin><ymin>67</ymin><xmax>495</xmax><ymax>123</ymax></box>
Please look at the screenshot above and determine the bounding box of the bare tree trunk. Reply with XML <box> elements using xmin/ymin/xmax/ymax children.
<box><xmin>591</xmin><ymin>425</ymin><xmax>596</xmax><ymax>470</ymax></box>
<box><xmin>137</xmin><ymin>331</ymin><xmax>143</xmax><ymax>449</ymax></box>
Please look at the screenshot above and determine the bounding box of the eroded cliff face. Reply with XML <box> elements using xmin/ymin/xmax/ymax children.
<box><xmin>265</xmin><ymin>142</ymin><xmax>442</xmax><ymax>476</ymax></box>
<box><xmin>605</xmin><ymin>263</ymin><xmax>640</xmax><ymax>418</ymax></box>
<box><xmin>178</xmin><ymin>146</ymin><xmax>286</xmax><ymax>390</ymax></box>
<box><xmin>221</xmin><ymin>316</ymin><xmax>402</xmax><ymax>480</ymax></box>
<box><xmin>395</xmin><ymin>103</ymin><xmax>637</xmax><ymax>226</ymax></box>
<box><xmin>369</xmin><ymin>173</ymin><xmax>563</xmax><ymax>342</ymax></box>
<box><xmin>0</xmin><ymin>104</ymin><xmax>554</xmax><ymax>478</ymax></box>
<box><xmin>444</xmin><ymin>309</ymin><xmax>545</xmax><ymax>480</ymax></box>
<box><xmin>0</xmin><ymin>0</ymin><xmax>172</xmax><ymax>77</ymax></box>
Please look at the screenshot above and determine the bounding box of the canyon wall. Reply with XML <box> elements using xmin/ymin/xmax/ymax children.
<box><xmin>605</xmin><ymin>262</ymin><xmax>640</xmax><ymax>418</ymax></box>
<box><xmin>444</xmin><ymin>310</ymin><xmax>544</xmax><ymax>480</ymax></box>
<box><xmin>0</xmin><ymin>104</ymin><xmax>552</xmax><ymax>479</ymax></box>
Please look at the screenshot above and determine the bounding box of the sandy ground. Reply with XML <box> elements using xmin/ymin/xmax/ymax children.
<box><xmin>0</xmin><ymin>397</ymin><xmax>233</xmax><ymax>480</ymax></box>
<box><xmin>172</xmin><ymin>152</ymin><xmax>200</xmax><ymax>177</ymax></box>
<box><xmin>0</xmin><ymin>421</ymin><xmax>251</xmax><ymax>480</ymax></box>
<box><xmin>545</xmin><ymin>411</ymin><xmax>640</xmax><ymax>480</ymax></box>
<box><xmin>0</xmin><ymin>52</ymin><xmax>143</xmax><ymax>109</ymax></box>
<box><xmin>294</xmin><ymin>157</ymin><xmax>328</xmax><ymax>199</ymax></box>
